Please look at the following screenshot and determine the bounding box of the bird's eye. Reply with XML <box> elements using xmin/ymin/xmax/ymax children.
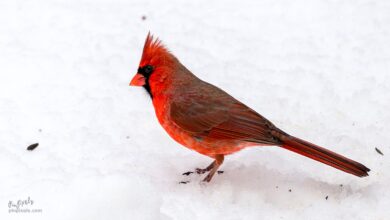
<box><xmin>143</xmin><ymin>65</ymin><xmax>154</xmax><ymax>75</ymax></box>
<box><xmin>138</xmin><ymin>65</ymin><xmax>154</xmax><ymax>77</ymax></box>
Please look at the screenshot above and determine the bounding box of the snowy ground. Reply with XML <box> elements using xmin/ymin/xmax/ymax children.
<box><xmin>1</xmin><ymin>0</ymin><xmax>389</xmax><ymax>219</ymax></box>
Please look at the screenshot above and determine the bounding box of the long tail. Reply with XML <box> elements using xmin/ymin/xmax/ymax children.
<box><xmin>277</xmin><ymin>134</ymin><xmax>370</xmax><ymax>177</ymax></box>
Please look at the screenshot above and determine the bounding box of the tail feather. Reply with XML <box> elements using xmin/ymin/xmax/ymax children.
<box><xmin>279</xmin><ymin>135</ymin><xmax>370</xmax><ymax>177</ymax></box>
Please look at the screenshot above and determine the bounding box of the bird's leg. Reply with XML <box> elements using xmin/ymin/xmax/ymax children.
<box><xmin>202</xmin><ymin>155</ymin><xmax>224</xmax><ymax>182</ymax></box>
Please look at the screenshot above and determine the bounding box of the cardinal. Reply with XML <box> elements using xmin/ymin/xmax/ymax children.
<box><xmin>129</xmin><ymin>33</ymin><xmax>370</xmax><ymax>182</ymax></box>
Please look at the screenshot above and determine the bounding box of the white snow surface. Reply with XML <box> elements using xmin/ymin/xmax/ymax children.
<box><xmin>1</xmin><ymin>0</ymin><xmax>389</xmax><ymax>219</ymax></box>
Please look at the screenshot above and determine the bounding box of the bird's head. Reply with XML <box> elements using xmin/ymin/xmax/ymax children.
<box><xmin>130</xmin><ymin>33</ymin><xmax>177</xmax><ymax>98</ymax></box>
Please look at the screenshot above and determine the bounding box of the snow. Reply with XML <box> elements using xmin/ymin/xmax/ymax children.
<box><xmin>0</xmin><ymin>0</ymin><xmax>389</xmax><ymax>219</ymax></box>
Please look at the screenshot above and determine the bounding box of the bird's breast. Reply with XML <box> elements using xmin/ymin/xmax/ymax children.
<box><xmin>152</xmin><ymin>96</ymin><xmax>251</xmax><ymax>157</ymax></box>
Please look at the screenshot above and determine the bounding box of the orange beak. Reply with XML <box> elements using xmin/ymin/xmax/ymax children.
<box><xmin>129</xmin><ymin>74</ymin><xmax>146</xmax><ymax>86</ymax></box>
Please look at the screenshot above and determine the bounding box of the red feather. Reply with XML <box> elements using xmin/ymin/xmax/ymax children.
<box><xmin>130</xmin><ymin>33</ymin><xmax>370</xmax><ymax>182</ymax></box>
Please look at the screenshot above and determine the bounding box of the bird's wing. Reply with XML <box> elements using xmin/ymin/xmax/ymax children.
<box><xmin>169</xmin><ymin>84</ymin><xmax>281</xmax><ymax>145</ymax></box>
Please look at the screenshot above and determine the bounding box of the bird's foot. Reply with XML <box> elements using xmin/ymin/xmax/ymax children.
<box><xmin>182</xmin><ymin>155</ymin><xmax>224</xmax><ymax>182</ymax></box>
<box><xmin>201</xmin><ymin>170</ymin><xmax>224</xmax><ymax>182</ymax></box>
<box><xmin>195</xmin><ymin>168</ymin><xmax>208</xmax><ymax>174</ymax></box>
<box><xmin>180</xmin><ymin>168</ymin><xmax>208</xmax><ymax>175</ymax></box>
<box><xmin>195</xmin><ymin>168</ymin><xmax>224</xmax><ymax>175</ymax></box>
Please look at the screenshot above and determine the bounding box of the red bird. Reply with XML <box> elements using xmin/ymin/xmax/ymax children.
<box><xmin>130</xmin><ymin>33</ymin><xmax>370</xmax><ymax>182</ymax></box>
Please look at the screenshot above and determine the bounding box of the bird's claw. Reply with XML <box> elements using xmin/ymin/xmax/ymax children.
<box><xmin>195</xmin><ymin>168</ymin><xmax>207</xmax><ymax>174</ymax></box>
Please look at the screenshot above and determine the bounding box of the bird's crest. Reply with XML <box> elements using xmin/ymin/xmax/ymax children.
<box><xmin>140</xmin><ymin>32</ymin><xmax>175</xmax><ymax>66</ymax></box>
